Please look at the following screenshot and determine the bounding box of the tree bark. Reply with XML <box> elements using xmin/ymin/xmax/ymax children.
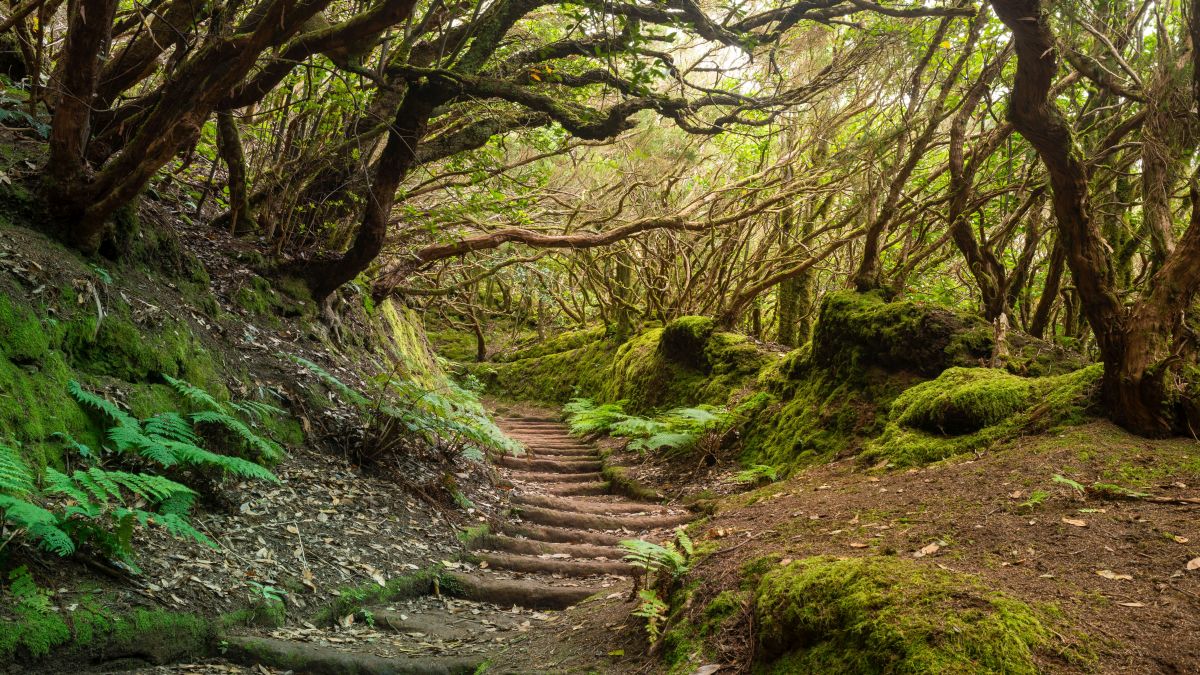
<box><xmin>216</xmin><ymin>110</ymin><xmax>253</xmax><ymax>234</ymax></box>
<box><xmin>41</xmin><ymin>0</ymin><xmax>117</xmax><ymax>252</ymax></box>
<box><xmin>995</xmin><ymin>0</ymin><xmax>1200</xmax><ymax>436</ymax></box>
<box><xmin>299</xmin><ymin>85</ymin><xmax>440</xmax><ymax>302</ymax></box>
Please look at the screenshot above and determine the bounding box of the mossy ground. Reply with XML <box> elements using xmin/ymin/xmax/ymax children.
<box><xmin>752</xmin><ymin>556</ymin><xmax>1078</xmax><ymax>674</ymax></box>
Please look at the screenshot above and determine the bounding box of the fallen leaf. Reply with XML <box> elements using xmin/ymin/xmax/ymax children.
<box><xmin>1187</xmin><ymin>557</ymin><xmax>1200</xmax><ymax>571</ymax></box>
<box><xmin>1118</xmin><ymin>602</ymin><xmax>1145</xmax><ymax>607</ymax></box>
<box><xmin>779</xmin><ymin>558</ymin><xmax>793</xmax><ymax>566</ymax></box>
<box><xmin>1172</xmin><ymin>535</ymin><xmax>1189</xmax><ymax>544</ymax></box>
<box><xmin>849</xmin><ymin>542</ymin><xmax>869</xmax><ymax>548</ymax></box>
<box><xmin>693</xmin><ymin>666</ymin><xmax>723</xmax><ymax>675</ymax></box>
<box><xmin>914</xmin><ymin>543</ymin><xmax>941</xmax><ymax>558</ymax></box>
<box><xmin>1061</xmin><ymin>518</ymin><xmax>1087</xmax><ymax>527</ymax></box>
<box><xmin>1096</xmin><ymin>570</ymin><xmax>1133</xmax><ymax>581</ymax></box>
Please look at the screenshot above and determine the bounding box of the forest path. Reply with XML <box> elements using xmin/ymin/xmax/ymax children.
<box><xmin>215</xmin><ymin>413</ymin><xmax>691</xmax><ymax>674</ymax></box>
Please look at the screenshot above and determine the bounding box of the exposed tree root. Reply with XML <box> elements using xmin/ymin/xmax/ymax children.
<box><xmin>512</xmin><ymin>492</ymin><xmax>663</xmax><ymax>515</ymax></box>
<box><xmin>514</xmin><ymin>504</ymin><xmax>692</xmax><ymax>530</ymax></box>
<box><xmin>466</xmin><ymin>533</ymin><xmax>625</xmax><ymax>559</ymax></box>
<box><xmin>496</xmin><ymin>456</ymin><xmax>603</xmax><ymax>473</ymax></box>
<box><xmin>441</xmin><ymin>572</ymin><xmax>603</xmax><ymax>609</ymax></box>
<box><xmin>499</xmin><ymin>522</ymin><xmax>627</xmax><ymax>546</ymax></box>
<box><xmin>471</xmin><ymin>551</ymin><xmax>632</xmax><ymax>577</ymax></box>
<box><xmin>223</xmin><ymin>636</ymin><xmax>483</xmax><ymax>674</ymax></box>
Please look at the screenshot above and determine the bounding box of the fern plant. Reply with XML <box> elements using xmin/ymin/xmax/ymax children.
<box><xmin>632</xmin><ymin>589</ymin><xmax>669</xmax><ymax>643</ymax></box>
<box><xmin>0</xmin><ymin>443</ymin><xmax>215</xmax><ymax>568</ymax></box>
<box><xmin>621</xmin><ymin>527</ymin><xmax>694</xmax><ymax>595</ymax></box>
<box><xmin>564</xmin><ymin>398</ymin><xmax>631</xmax><ymax>435</ymax></box>
<box><xmin>69</xmin><ymin>381</ymin><xmax>279</xmax><ymax>482</ymax></box>
<box><xmin>292</xmin><ymin>353</ymin><xmax>522</xmax><ymax>461</ymax></box>
<box><xmin>566</xmin><ymin>398</ymin><xmax>733</xmax><ymax>456</ymax></box>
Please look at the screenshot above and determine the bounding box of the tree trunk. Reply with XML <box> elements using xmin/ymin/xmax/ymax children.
<box><xmin>995</xmin><ymin>0</ymin><xmax>1200</xmax><ymax>436</ymax></box>
<box><xmin>1028</xmin><ymin>240</ymin><xmax>1063</xmax><ymax>339</ymax></box>
<box><xmin>216</xmin><ymin>110</ymin><xmax>253</xmax><ymax>234</ymax></box>
<box><xmin>299</xmin><ymin>85</ymin><xmax>439</xmax><ymax>302</ymax></box>
<box><xmin>41</xmin><ymin>0</ymin><xmax>117</xmax><ymax>252</ymax></box>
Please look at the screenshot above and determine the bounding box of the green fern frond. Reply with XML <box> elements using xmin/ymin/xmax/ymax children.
<box><xmin>163</xmin><ymin>374</ymin><xmax>225</xmax><ymax>412</ymax></box>
<box><xmin>50</xmin><ymin>432</ymin><xmax>95</xmax><ymax>461</ymax></box>
<box><xmin>0</xmin><ymin>495</ymin><xmax>74</xmax><ymax>556</ymax></box>
<box><xmin>161</xmin><ymin>440</ymin><xmax>279</xmax><ymax>482</ymax></box>
<box><xmin>0</xmin><ymin>443</ymin><xmax>36</xmax><ymax>497</ymax></box>
<box><xmin>107</xmin><ymin>426</ymin><xmax>180</xmax><ymax>467</ymax></box>
<box><xmin>229</xmin><ymin>400</ymin><xmax>286</xmax><ymax>422</ymax></box>
<box><xmin>68</xmin><ymin>381</ymin><xmax>137</xmax><ymax>428</ymax></box>
<box><xmin>190</xmin><ymin>411</ymin><xmax>282</xmax><ymax>462</ymax></box>
<box><xmin>289</xmin><ymin>355</ymin><xmax>369</xmax><ymax>406</ymax></box>
<box><xmin>151</xmin><ymin>512</ymin><xmax>217</xmax><ymax>549</ymax></box>
<box><xmin>609</xmin><ymin>416</ymin><xmax>668</xmax><ymax>438</ymax></box>
<box><xmin>143</xmin><ymin>412</ymin><xmax>199</xmax><ymax>444</ymax></box>
<box><xmin>629</xmin><ymin>432</ymin><xmax>696</xmax><ymax>454</ymax></box>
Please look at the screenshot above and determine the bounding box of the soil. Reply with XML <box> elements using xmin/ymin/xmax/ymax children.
<box><xmin>664</xmin><ymin>421</ymin><xmax>1200</xmax><ymax>673</ymax></box>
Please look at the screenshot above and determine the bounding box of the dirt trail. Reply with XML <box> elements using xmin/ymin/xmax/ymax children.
<box><xmin>199</xmin><ymin>413</ymin><xmax>692</xmax><ymax>674</ymax></box>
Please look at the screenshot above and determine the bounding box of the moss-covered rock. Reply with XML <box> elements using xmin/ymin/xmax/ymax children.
<box><xmin>494</xmin><ymin>325</ymin><xmax>609</xmax><ymax>363</ymax></box>
<box><xmin>811</xmin><ymin>291</ymin><xmax>993</xmax><ymax>381</ymax></box>
<box><xmin>866</xmin><ymin>365</ymin><xmax>1102</xmax><ymax>467</ymax></box>
<box><xmin>466</xmin><ymin>333</ymin><xmax>619</xmax><ymax>404</ymax></box>
<box><xmin>59</xmin><ymin>315</ymin><xmax>226</xmax><ymax>392</ymax></box>
<box><xmin>753</xmin><ymin>556</ymin><xmax>1079</xmax><ymax>674</ymax></box>
<box><xmin>0</xmin><ymin>294</ymin><xmax>50</xmax><ymax>363</ymax></box>
<box><xmin>659</xmin><ymin>316</ymin><xmax>716</xmax><ymax>369</ymax></box>
<box><xmin>894</xmin><ymin>368</ymin><xmax>1035</xmax><ymax>435</ymax></box>
<box><xmin>0</xmin><ymin>349</ymin><xmax>100</xmax><ymax>465</ymax></box>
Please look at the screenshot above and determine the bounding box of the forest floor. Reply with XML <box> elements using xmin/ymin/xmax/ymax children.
<box><xmin>113</xmin><ymin>406</ymin><xmax>695</xmax><ymax>675</ymax></box>
<box><xmin>70</xmin><ymin>402</ymin><xmax>1200</xmax><ymax>674</ymax></box>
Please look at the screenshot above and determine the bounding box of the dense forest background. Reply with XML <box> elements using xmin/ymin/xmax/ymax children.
<box><xmin>3</xmin><ymin>0</ymin><xmax>1198</xmax><ymax>436</ymax></box>
<box><xmin>1</xmin><ymin>0</ymin><xmax>1200</xmax><ymax>671</ymax></box>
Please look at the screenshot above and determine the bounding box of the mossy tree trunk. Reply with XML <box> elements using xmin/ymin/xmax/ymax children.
<box><xmin>996</xmin><ymin>0</ymin><xmax>1200</xmax><ymax>436</ymax></box>
<box><xmin>216</xmin><ymin>110</ymin><xmax>253</xmax><ymax>234</ymax></box>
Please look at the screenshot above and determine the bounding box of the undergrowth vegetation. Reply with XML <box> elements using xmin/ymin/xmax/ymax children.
<box><xmin>0</xmin><ymin>375</ymin><xmax>288</xmax><ymax>568</ymax></box>
<box><xmin>292</xmin><ymin>355</ymin><xmax>520</xmax><ymax>464</ymax></box>
<box><xmin>564</xmin><ymin>398</ymin><xmax>732</xmax><ymax>456</ymax></box>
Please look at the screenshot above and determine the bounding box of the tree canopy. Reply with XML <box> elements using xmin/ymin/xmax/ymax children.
<box><xmin>2</xmin><ymin>0</ymin><xmax>1199</xmax><ymax>436</ymax></box>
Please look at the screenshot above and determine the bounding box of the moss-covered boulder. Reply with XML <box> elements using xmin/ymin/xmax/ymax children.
<box><xmin>659</xmin><ymin>316</ymin><xmax>716</xmax><ymax>370</ymax></box>
<box><xmin>866</xmin><ymin>365</ymin><xmax>1102</xmax><ymax>466</ymax></box>
<box><xmin>894</xmin><ymin>368</ymin><xmax>1035</xmax><ymax>435</ymax></box>
<box><xmin>0</xmin><ymin>294</ymin><xmax>50</xmax><ymax>363</ymax></box>
<box><xmin>754</xmin><ymin>556</ymin><xmax>1078</xmax><ymax>674</ymax></box>
<box><xmin>493</xmin><ymin>326</ymin><xmax>609</xmax><ymax>363</ymax></box>
<box><xmin>811</xmin><ymin>291</ymin><xmax>993</xmax><ymax>380</ymax></box>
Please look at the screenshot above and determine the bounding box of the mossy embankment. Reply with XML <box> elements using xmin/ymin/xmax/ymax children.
<box><xmin>658</xmin><ymin>555</ymin><xmax>1088</xmax><ymax>674</ymax></box>
<box><xmin>464</xmin><ymin>291</ymin><xmax>1096</xmax><ymax>475</ymax></box>
<box><xmin>0</xmin><ymin>210</ymin><xmax>468</xmax><ymax>671</ymax></box>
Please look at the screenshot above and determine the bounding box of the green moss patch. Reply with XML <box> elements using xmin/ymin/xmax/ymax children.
<box><xmin>0</xmin><ymin>571</ymin><xmax>214</xmax><ymax>666</ymax></box>
<box><xmin>811</xmin><ymin>291</ymin><xmax>993</xmax><ymax>381</ymax></box>
<box><xmin>659</xmin><ymin>316</ymin><xmax>716</xmax><ymax>369</ymax></box>
<box><xmin>467</xmin><ymin>337</ymin><xmax>618</xmax><ymax>404</ymax></box>
<box><xmin>753</xmin><ymin>556</ymin><xmax>1083</xmax><ymax>674</ymax></box>
<box><xmin>0</xmin><ymin>294</ymin><xmax>50</xmax><ymax>363</ymax></box>
<box><xmin>866</xmin><ymin>365</ymin><xmax>1102</xmax><ymax>467</ymax></box>
<box><xmin>894</xmin><ymin>368</ymin><xmax>1035</xmax><ymax>435</ymax></box>
<box><xmin>494</xmin><ymin>325</ymin><xmax>609</xmax><ymax>363</ymax></box>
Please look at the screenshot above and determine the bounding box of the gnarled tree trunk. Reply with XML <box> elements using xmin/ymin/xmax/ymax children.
<box><xmin>995</xmin><ymin>0</ymin><xmax>1200</xmax><ymax>436</ymax></box>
